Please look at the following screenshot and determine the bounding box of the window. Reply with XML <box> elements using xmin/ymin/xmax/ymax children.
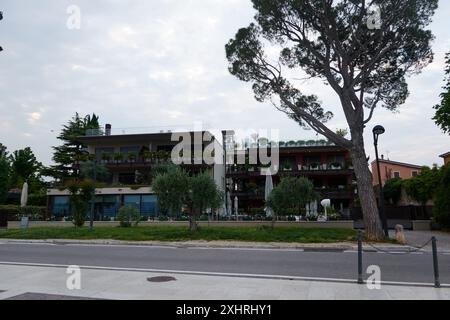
<box><xmin>412</xmin><ymin>171</ymin><xmax>418</xmax><ymax>177</ymax></box>
<box><xmin>95</xmin><ymin>147</ymin><xmax>114</xmax><ymax>161</ymax></box>
<box><xmin>52</xmin><ymin>196</ymin><xmax>70</xmax><ymax>216</ymax></box>
<box><xmin>141</xmin><ymin>195</ymin><xmax>158</xmax><ymax>217</ymax></box>
<box><xmin>124</xmin><ymin>195</ymin><xmax>141</xmax><ymax>211</ymax></box>
<box><xmin>393</xmin><ymin>171</ymin><xmax>401</xmax><ymax>179</ymax></box>
<box><xmin>120</xmin><ymin>146</ymin><xmax>140</xmax><ymax>161</ymax></box>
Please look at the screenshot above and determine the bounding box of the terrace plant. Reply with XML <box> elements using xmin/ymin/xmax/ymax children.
<box><xmin>113</xmin><ymin>153</ymin><xmax>123</xmax><ymax>163</ymax></box>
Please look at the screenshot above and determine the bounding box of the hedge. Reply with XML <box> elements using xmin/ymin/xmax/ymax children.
<box><xmin>0</xmin><ymin>205</ymin><xmax>47</xmax><ymax>221</ymax></box>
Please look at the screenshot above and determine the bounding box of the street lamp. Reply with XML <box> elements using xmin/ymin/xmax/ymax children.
<box><xmin>80</xmin><ymin>149</ymin><xmax>96</xmax><ymax>231</ymax></box>
<box><xmin>372</xmin><ymin>125</ymin><xmax>388</xmax><ymax>237</ymax></box>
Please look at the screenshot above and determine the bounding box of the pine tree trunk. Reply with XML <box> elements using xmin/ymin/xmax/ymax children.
<box><xmin>189</xmin><ymin>215</ymin><xmax>198</xmax><ymax>231</ymax></box>
<box><xmin>350</xmin><ymin>135</ymin><xmax>385</xmax><ymax>241</ymax></box>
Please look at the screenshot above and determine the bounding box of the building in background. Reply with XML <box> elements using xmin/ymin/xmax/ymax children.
<box><xmin>440</xmin><ymin>151</ymin><xmax>450</xmax><ymax>165</ymax></box>
<box><xmin>225</xmin><ymin>140</ymin><xmax>356</xmax><ymax>218</ymax></box>
<box><xmin>370</xmin><ymin>157</ymin><xmax>422</xmax><ymax>186</ymax></box>
<box><xmin>47</xmin><ymin>125</ymin><xmax>225</xmax><ymax>220</ymax></box>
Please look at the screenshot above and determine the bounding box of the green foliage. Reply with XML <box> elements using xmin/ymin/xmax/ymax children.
<box><xmin>188</xmin><ymin>172</ymin><xmax>223</xmax><ymax>217</ymax></box>
<box><xmin>383</xmin><ymin>178</ymin><xmax>403</xmax><ymax>205</ymax></box>
<box><xmin>117</xmin><ymin>205</ymin><xmax>141</xmax><ymax>227</ymax></box>
<box><xmin>152</xmin><ymin>169</ymin><xmax>223</xmax><ymax>231</ymax></box>
<box><xmin>0</xmin><ymin>226</ymin><xmax>357</xmax><ymax>243</ymax></box>
<box><xmin>79</xmin><ymin>161</ymin><xmax>110</xmax><ymax>182</ymax></box>
<box><xmin>0</xmin><ymin>205</ymin><xmax>46</xmax><ymax>221</ymax></box>
<box><xmin>18</xmin><ymin>206</ymin><xmax>47</xmax><ymax>220</ymax></box>
<box><xmin>8</xmin><ymin>147</ymin><xmax>46</xmax><ymax>194</ymax></box>
<box><xmin>434</xmin><ymin>165</ymin><xmax>450</xmax><ymax>228</ymax></box>
<box><xmin>433</xmin><ymin>52</ymin><xmax>450</xmax><ymax>134</ymax></box>
<box><xmin>335</xmin><ymin>129</ymin><xmax>348</xmax><ymax>138</ymax></box>
<box><xmin>0</xmin><ymin>205</ymin><xmax>21</xmax><ymax>219</ymax></box>
<box><xmin>27</xmin><ymin>193</ymin><xmax>47</xmax><ymax>206</ymax></box>
<box><xmin>66</xmin><ymin>179</ymin><xmax>96</xmax><ymax>227</ymax></box>
<box><xmin>267</xmin><ymin>177</ymin><xmax>317</xmax><ymax>218</ymax></box>
<box><xmin>152</xmin><ymin>167</ymin><xmax>190</xmax><ymax>216</ymax></box>
<box><xmin>49</xmin><ymin>113</ymin><xmax>100</xmax><ymax>182</ymax></box>
<box><xmin>403</xmin><ymin>166</ymin><xmax>441</xmax><ymax>204</ymax></box>
<box><xmin>0</xmin><ymin>153</ymin><xmax>10</xmax><ymax>204</ymax></box>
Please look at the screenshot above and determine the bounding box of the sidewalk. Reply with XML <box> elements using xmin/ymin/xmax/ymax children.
<box><xmin>0</xmin><ymin>264</ymin><xmax>449</xmax><ymax>300</ymax></box>
<box><xmin>2</xmin><ymin>237</ymin><xmax>450</xmax><ymax>253</ymax></box>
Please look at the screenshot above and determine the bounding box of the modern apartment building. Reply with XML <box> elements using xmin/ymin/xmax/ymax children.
<box><xmin>47</xmin><ymin>125</ymin><xmax>225</xmax><ymax>220</ymax></box>
<box><xmin>370</xmin><ymin>157</ymin><xmax>422</xmax><ymax>186</ymax></box>
<box><xmin>225</xmin><ymin>141</ymin><xmax>356</xmax><ymax>217</ymax></box>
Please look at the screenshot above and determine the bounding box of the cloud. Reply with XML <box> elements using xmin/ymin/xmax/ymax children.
<box><xmin>0</xmin><ymin>0</ymin><xmax>449</xmax><ymax>168</ymax></box>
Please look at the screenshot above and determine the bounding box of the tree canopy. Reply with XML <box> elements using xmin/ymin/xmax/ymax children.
<box><xmin>433</xmin><ymin>52</ymin><xmax>450</xmax><ymax>134</ymax></box>
<box><xmin>267</xmin><ymin>176</ymin><xmax>317</xmax><ymax>217</ymax></box>
<box><xmin>152</xmin><ymin>168</ymin><xmax>223</xmax><ymax>231</ymax></box>
<box><xmin>49</xmin><ymin>113</ymin><xmax>100</xmax><ymax>182</ymax></box>
<box><xmin>226</xmin><ymin>0</ymin><xmax>437</xmax><ymax>240</ymax></box>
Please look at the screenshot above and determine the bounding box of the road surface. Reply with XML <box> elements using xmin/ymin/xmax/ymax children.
<box><xmin>0</xmin><ymin>242</ymin><xmax>449</xmax><ymax>285</ymax></box>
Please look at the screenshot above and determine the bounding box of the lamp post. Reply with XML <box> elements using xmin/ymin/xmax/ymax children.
<box><xmin>373</xmin><ymin>125</ymin><xmax>389</xmax><ymax>238</ymax></box>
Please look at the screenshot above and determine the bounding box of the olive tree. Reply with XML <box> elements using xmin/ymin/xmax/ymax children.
<box><xmin>226</xmin><ymin>0</ymin><xmax>437</xmax><ymax>240</ymax></box>
<box><xmin>186</xmin><ymin>172</ymin><xmax>223</xmax><ymax>231</ymax></box>
<box><xmin>267</xmin><ymin>176</ymin><xmax>317</xmax><ymax>226</ymax></box>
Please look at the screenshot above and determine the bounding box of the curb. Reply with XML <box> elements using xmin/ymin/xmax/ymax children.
<box><xmin>0</xmin><ymin>238</ymin><xmax>422</xmax><ymax>252</ymax></box>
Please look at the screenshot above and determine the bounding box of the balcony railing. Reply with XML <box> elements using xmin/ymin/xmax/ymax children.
<box><xmin>227</xmin><ymin>163</ymin><xmax>353</xmax><ymax>175</ymax></box>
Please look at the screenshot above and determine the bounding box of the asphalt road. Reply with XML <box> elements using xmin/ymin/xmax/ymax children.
<box><xmin>0</xmin><ymin>243</ymin><xmax>449</xmax><ymax>284</ymax></box>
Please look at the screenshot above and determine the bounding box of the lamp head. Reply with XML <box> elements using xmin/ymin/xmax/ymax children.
<box><xmin>372</xmin><ymin>125</ymin><xmax>385</xmax><ymax>136</ymax></box>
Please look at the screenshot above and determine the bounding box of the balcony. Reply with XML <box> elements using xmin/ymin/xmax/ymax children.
<box><xmin>226</xmin><ymin>163</ymin><xmax>353</xmax><ymax>177</ymax></box>
<box><xmin>229</xmin><ymin>188</ymin><xmax>354</xmax><ymax>201</ymax></box>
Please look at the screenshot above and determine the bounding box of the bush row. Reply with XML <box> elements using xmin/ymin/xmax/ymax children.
<box><xmin>0</xmin><ymin>205</ymin><xmax>47</xmax><ymax>221</ymax></box>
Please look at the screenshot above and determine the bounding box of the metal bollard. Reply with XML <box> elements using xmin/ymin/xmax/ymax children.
<box><xmin>431</xmin><ymin>237</ymin><xmax>440</xmax><ymax>288</ymax></box>
<box><xmin>358</xmin><ymin>230</ymin><xmax>363</xmax><ymax>284</ymax></box>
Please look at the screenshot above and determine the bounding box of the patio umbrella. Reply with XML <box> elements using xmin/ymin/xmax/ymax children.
<box><xmin>264</xmin><ymin>169</ymin><xmax>274</xmax><ymax>217</ymax></box>
<box><xmin>227</xmin><ymin>192</ymin><xmax>232</xmax><ymax>217</ymax></box>
<box><xmin>20</xmin><ymin>182</ymin><xmax>28</xmax><ymax>207</ymax></box>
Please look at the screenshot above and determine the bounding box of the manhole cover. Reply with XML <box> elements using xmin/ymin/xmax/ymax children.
<box><xmin>147</xmin><ymin>276</ymin><xmax>177</xmax><ymax>283</ymax></box>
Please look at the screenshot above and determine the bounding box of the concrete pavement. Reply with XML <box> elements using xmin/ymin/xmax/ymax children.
<box><xmin>1</xmin><ymin>242</ymin><xmax>449</xmax><ymax>284</ymax></box>
<box><xmin>0</xmin><ymin>264</ymin><xmax>449</xmax><ymax>300</ymax></box>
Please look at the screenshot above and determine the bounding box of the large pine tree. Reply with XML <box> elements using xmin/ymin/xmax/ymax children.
<box><xmin>48</xmin><ymin>113</ymin><xmax>100</xmax><ymax>182</ymax></box>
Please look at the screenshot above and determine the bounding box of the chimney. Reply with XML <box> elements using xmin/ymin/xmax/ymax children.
<box><xmin>105</xmin><ymin>124</ymin><xmax>112</xmax><ymax>136</ymax></box>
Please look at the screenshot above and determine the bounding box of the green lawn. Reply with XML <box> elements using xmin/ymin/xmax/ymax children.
<box><xmin>0</xmin><ymin>226</ymin><xmax>357</xmax><ymax>243</ymax></box>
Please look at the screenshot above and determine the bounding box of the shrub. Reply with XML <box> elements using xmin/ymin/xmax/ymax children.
<box><xmin>27</xmin><ymin>193</ymin><xmax>47</xmax><ymax>206</ymax></box>
<box><xmin>383</xmin><ymin>178</ymin><xmax>403</xmax><ymax>205</ymax></box>
<box><xmin>434</xmin><ymin>165</ymin><xmax>450</xmax><ymax>229</ymax></box>
<box><xmin>0</xmin><ymin>205</ymin><xmax>20</xmax><ymax>220</ymax></box>
<box><xmin>18</xmin><ymin>206</ymin><xmax>47</xmax><ymax>221</ymax></box>
<box><xmin>117</xmin><ymin>205</ymin><xmax>141</xmax><ymax>227</ymax></box>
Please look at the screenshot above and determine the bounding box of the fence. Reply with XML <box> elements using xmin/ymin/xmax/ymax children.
<box><xmin>356</xmin><ymin>231</ymin><xmax>441</xmax><ymax>288</ymax></box>
<box><xmin>351</xmin><ymin>206</ymin><xmax>433</xmax><ymax>229</ymax></box>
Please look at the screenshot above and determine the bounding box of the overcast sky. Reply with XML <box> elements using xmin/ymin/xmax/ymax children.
<box><xmin>0</xmin><ymin>0</ymin><xmax>449</xmax><ymax>167</ymax></box>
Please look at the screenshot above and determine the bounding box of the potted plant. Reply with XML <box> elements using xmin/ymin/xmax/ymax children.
<box><xmin>330</xmin><ymin>162</ymin><xmax>342</xmax><ymax>170</ymax></box>
<box><xmin>310</xmin><ymin>162</ymin><xmax>319</xmax><ymax>170</ymax></box>
<box><xmin>346</xmin><ymin>159</ymin><xmax>354</xmax><ymax>169</ymax></box>
<box><xmin>128</xmin><ymin>153</ymin><xmax>137</xmax><ymax>163</ymax></box>
<box><xmin>143</xmin><ymin>151</ymin><xmax>152</xmax><ymax>163</ymax></box>
<box><xmin>101</xmin><ymin>153</ymin><xmax>111</xmax><ymax>164</ymax></box>
<box><xmin>282</xmin><ymin>161</ymin><xmax>293</xmax><ymax>171</ymax></box>
<box><xmin>114</xmin><ymin>153</ymin><xmax>123</xmax><ymax>164</ymax></box>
